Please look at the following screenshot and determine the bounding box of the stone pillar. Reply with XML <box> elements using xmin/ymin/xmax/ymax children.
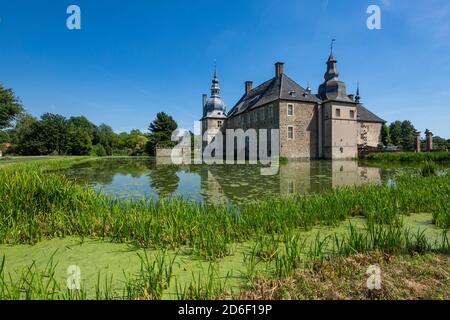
<box><xmin>415</xmin><ymin>131</ymin><xmax>421</xmax><ymax>153</ymax></box>
<box><xmin>425</xmin><ymin>129</ymin><xmax>433</xmax><ymax>152</ymax></box>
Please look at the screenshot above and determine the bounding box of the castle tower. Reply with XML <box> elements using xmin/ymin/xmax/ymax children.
<box><xmin>201</xmin><ymin>65</ymin><xmax>227</xmax><ymax>150</ymax></box>
<box><xmin>318</xmin><ymin>48</ymin><xmax>358</xmax><ymax>159</ymax></box>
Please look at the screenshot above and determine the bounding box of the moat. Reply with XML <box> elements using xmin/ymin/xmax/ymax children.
<box><xmin>61</xmin><ymin>158</ymin><xmax>440</xmax><ymax>204</ymax></box>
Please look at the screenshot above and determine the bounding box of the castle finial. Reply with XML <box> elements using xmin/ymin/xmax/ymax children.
<box><xmin>211</xmin><ymin>62</ymin><xmax>220</xmax><ymax>98</ymax></box>
<box><xmin>331</xmin><ymin>39</ymin><xmax>336</xmax><ymax>54</ymax></box>
<box><xmin>355</xmin><ymin>82</ymin><xmax>361</xmax><ymax>103</ymax></box>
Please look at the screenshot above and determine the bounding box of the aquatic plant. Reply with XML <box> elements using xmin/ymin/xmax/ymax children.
<box><xmin>421</xmin><ymin>161</ymin><xmax>437</xmax><ymax>177</ymax></box>
<box><xmin>175</xmin><ymin>264</ymin><xmax>230</xmax><ymax>300</ymax></box>
<box><xmin>366</xmin><ymin>151</ymin><xmax>450</xmax><ymax>162</ymax></box>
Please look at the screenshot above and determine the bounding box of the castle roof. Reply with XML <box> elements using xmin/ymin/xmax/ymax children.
<box><xmin>357</xmin><ymin>104</ymin><xmax>385</xmax><ymax>123</ymax></box>
<box><xmin>228</xmin><ymin>74</ymin><xmax>320</xmax><ymax>117</ymax></box>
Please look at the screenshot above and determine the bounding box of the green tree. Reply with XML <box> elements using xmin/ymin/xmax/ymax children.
<box><xmin>11</xmin><ymin>113</ymin><xmax>43</xmax><ymax>155</ymax></box>
<box><xmin>400</xmin><ymin>120</ymin><xmax>416</xmax><ymax>150</ymax></box>
<box><xmin>66</xmin><ymin>126</ymin><xmax>93</xmax><ymax>155</ymax></box>
<box><xmin>91</xmin><ymin>144</ymin><xmax>107</xmax><ymax>157</ymax></box>
<box><xmin>68</xmin><ymin>116</ymin><xmax>96</xmax><ymax>140</ymax></box>
<box><xmin>0</xmin><ymin>84</ymin><xmax>23</xmax><ymax>129</ymax></box>
<box><xmin>146</xmin><ymin>112</ymin><xmax>178</xmax><ymax>155</ymax></box>
<box><xmin>381</xmin><ymin>123</ymin><xmax>391</xmax><ymax>146</ymax></box>
<box><xmin>389</xmin><ymin>121</ymin><xmax>402</xmax><ymax>147</ymax></box>
<box><xmin>95</xmin><ymin>124</ymin><xmax>117</xmax><ymax>155</ymax></box>
<box><xmin>39</xmin><ymin>113</ymin><xmax>68</xmax><ymax>154</ymax></box>
<box><xmin>433</xmin><ymin>136</ymin><xmax>449</xmax><ymax>150</ymax></box>
<box><xmin>0</xmin><ymin>130</ymin><xmax>9</xmax><ymax>144</ymax></box>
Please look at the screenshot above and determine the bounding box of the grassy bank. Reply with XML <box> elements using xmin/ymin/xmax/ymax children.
<box><xmin>241</xmin><ymin>252</ymin><xmax>450</xmax><ymax>300</ymax></box>
<box><xmin>366</xmin><ymin>151</ymin><xmax>450</xmax><ymax>162</ymax></box>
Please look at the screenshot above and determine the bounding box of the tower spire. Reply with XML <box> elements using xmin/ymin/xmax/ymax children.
<box><xmin>211</xmin><ymin>62</ymin><xmax>220</xmax><ymax>98</ymax></box>
<box><xmin>355</xmin><ymin>82</ymin><xmax>361</xmax><ymax>103</ymax></box>
<box><xmin>214</xmin><ymin>60</ymin><xmax>218</xmax><ymax>79</ymax></box>
<box><xmin>324</xmin><ymin>44</ymin><xmax>339</xmax><ymax>81</ymax></box>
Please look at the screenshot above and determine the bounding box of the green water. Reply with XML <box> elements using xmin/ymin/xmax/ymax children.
<box><xmin>60</xmin><ymin>158</ymin><xmax>434</xmax><ymax>204</ymax></box>
<box><xmin>0</xmin><ymin>213</ymin><xmax>443</xmax><ymax>299</ymax></box>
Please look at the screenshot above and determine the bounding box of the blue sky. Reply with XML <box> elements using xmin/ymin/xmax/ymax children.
<box><xmin>0</xmin><ymin>0</ymin><xmax>449</xmax><ymax>137</ymax></box>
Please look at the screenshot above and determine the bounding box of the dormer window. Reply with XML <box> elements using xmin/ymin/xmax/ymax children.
<box><xmin>217</xmin><ymin>121</ymin><xmax>223</xmax><ymax>128</ymax></box>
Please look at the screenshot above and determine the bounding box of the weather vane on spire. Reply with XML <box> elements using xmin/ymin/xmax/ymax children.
<box><xmin>213</xmin><ymin>59</ymin><xmax>218</xmax><ymax>78</ymax></box>
<box><xmin>331</xmin><ymin>39</ymin><xmax>336</xmax><ymax>53</ymax></box>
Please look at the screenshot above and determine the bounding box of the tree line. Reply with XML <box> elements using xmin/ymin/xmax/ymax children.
<box><xmin>0</xmin><ymin>84</ymin><xmax>178</xmax><ymax>156</ymax></box>
<box><xmin>1</xmin><ymin>83</ymin><xmax>449</xmax><ymax>156</ymax></box>
<box><xmin>380</xmin><ymin>121</ymin><xmax>450</xmax><ymax>150</ymax></box>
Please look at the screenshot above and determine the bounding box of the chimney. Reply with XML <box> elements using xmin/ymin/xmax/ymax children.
<box><xmin>275</xmin><ymin>62</ymin><xmax>284</xmax><ymax>78</ymax></box>
<box><xmin>245</xmin><ymin>81</ymin><xmax>253</xmax><ymax>95</ymax></box>
<box><xmin>202</xmin><ymin>94</ymin><xmax>207</xmax><ymax>108</ymax></box>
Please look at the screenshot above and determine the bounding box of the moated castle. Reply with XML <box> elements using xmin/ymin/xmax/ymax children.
<box><xmin>200</xmin><ymin>51</ymin><xmax>384</xmax><ymax>160</ymax></box>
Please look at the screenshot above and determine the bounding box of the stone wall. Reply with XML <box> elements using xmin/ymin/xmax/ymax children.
<box><xmin>279</xmin><ymin>101</ymin><xmax>319</xmax><ymax>159</ymax></box>
<box><xmin>358</xmin><ymin>122</ymin><xmax>382</xmax><ymax>147</ymax></box>
<box><xmin>224</xmin><ymin>102</ymin><xmax>280</xmax><ymax>158</ymax></box>
<box><xmin>322</xmin><ymin>102</ymin><xmax>358</xmax><ymax>159</ymax></box>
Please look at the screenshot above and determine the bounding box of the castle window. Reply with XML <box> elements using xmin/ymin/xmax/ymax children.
<box><xmin>335</xmin><ymin>108</ymin><xmax>341</xmax><ymax>117</ymax></box>
<box><xmin>350</xmin><ymin>110</ymin><xmax>355</xmax><ymax>118</ymax></box>
<box><xmin>287</xmin><ymin>180</ymin><xmax>294</xmax><ymax>193</ymax></box>
<box><xmin>287</xmin><ymin>126</ymin><xmax>294</xmax><ymax>140</ymax></box>
<box><xmin>217</xmin><ymin>121</ymin><xmax>223</xmax><ymax>128</ymax></box>
<box><xmin>268</xmin><ymin>104</ymin><xmax>273</xmax><ymax>118</ymax></box>
<box><xmin>260</xmin><ymin>109</ymin><xmax>265</xmax><ymax>121</ymax></box>
<box><xmin>287</xmin><ymin>104</ymin><xmax>294</xmax><ymax>116</ymax></box>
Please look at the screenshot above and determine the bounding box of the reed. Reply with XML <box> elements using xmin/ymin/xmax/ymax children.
<box><xmin>123</xmin><ymin>250</ymin><xmax>176</xmax><ymax>300</ymax></box>
<box><xmin>432</xmin><ymin>202</ymin><xmax>450</xmax><ymax>229</ymax></box>
<box><xmin>175</xmin><ymin>264</ymin><xmax>230</xmax><ymax>300</ymax></box>
<box><xmin>366</xmin><ymin>151</ymin><xmax>450</xmax><ymax>162</ymax></box>
<box><xmin>421</xmin><ymin>161</ymin><xmax>437</xmax><ymax>177</ymax></box>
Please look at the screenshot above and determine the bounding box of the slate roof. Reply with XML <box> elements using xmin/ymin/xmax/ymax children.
<box><xmin>357</xmin><ymin>104</ymin><xmax>385</xmax><ymax>123</ymax></box>
<box><xmin>227</xmin><ymin>74</ymin><xmax>320</xmax><ymax>118</ymax></box>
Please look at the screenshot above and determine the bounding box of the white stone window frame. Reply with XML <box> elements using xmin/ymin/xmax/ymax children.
<box><xmin>217</xmin><ymin>120</ymin><xmax>223</xmax><ymax>128</ymax></box>
<box><xmin>349</xmin><ymin>110</ymin><xmax>355</xmax><ymax>119</ymax></box>
<box><xmin>287</xmin><ymin>104</ymin><xmax>294</xmax><ymax>117</ymax></box>
<box><xmin>287</xmin><ymin>126</ymin><xmax>294</xmax><ymax>141</ymax></box>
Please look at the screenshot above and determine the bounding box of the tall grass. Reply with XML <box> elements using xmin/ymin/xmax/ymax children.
<box><xmin>1</xmin><ymin>159</ymin><xmax>449</xmax><ymax>260</ymax></box>
<box><xmin>433</xmin><ymin>201</ymin><xmax>450</xmax><ymax>230</ymax></box>
<box><xmin>366</xmin><ymin>151</ymin><xmax>450</xmax><ymax>162</ymax></box>
<box><xmin>0</xmin><ymin>250</ymin><xmax>179</xmax><ymax>300</ymax></box>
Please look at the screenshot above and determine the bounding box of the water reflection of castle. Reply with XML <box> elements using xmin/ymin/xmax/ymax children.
<box><xmin>72</xmin><ymin>159</ymin><xmax>382</xmax><ymax>204</ymax></box>
<box><xmin>196</xmin><ymin>161</ymin><xmax>382</xmax><ymax>204</ymax></box>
